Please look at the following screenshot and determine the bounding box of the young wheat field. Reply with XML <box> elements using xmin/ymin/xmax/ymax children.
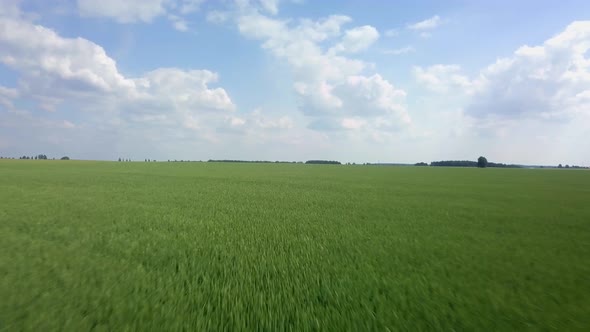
<box><xmin>1</xmin><ymin>160</ymin><xmax>589</xmax><ymax>330</ymax></box>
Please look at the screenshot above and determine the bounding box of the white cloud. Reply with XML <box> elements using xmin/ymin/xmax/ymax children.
<box><xmin>78</xmin><ymin>0</ymin><xmax>171</xmax><ymax>23</ymax></box>
<box><xmin>384</xmin><ymin>29</ymin><xmax>398</xmax><ymax>37</ymax></box>
<box><xmin>413</xmin><ymin>64</ymin><xmax>473</xmax><ymax>93</ymax></box>
<box><xmin>335</xmin><ymin>74</ymin><xmax>408</xmax><ymax>120</ymax></box>
<box><xmin>168</xmin><ymin>14</ymin><xmax>189</xmax><ymax>31</ymax></box>
<box><xmin>0</xmin><ymin>86</ymin><xmax>18</xmax><ymax>108</ymax></box>
<box><xmin>416</xmin><ymin>21</ymin><xmax>590</xmax><ymax>121</ymax></box>
<box><xmin>0</xmin><ymin>16</ymin><xmax>136</xmax><ymax>97</ymax></box>
<box><xmin>254</xmin><ymin>113</ymin><xmax>294</xmax><ymax>129</ymax></box>
<box><xmin>258</xmin><ymin>0</ymin><xmax>279</xmax><ymax>15</ymax></box>
<box><xmin>206</xmin><ymin>10</ymin><xmax>230</xmax><ymax>24</ymax></box>
<box><xmin>341</xmin><ymin>117</ymin><xmax>366</xmax><ymax>130</ymax></box>
<box><xmin>177</xmin><ymin>0</ymin><xmax>205</xmax><ymax>14</ymax></box>
<box><xmin>471</xmin><ymin>22</ymin><xmax>590</xmax><ymax>120</ymax></box>
<box><xmin>228</xmin><ymin>116</ymin><xmax>246</xmax><ymax>127</ymax></box>
<box><xmin>407</xmin><ymin>15</ymin><xmax>441</xmax><ymax>30</ymax></box>
<box><xmin>383</xmin><ymin>46</ymin><xmax>415</xmax><ymax>55</ymax></box>
<box><xmin>136</xmin><ymin>68</ymin><xmax>235</xmax><ymax>113</ymax></box>
<box><xmin>0</xmin><ymin>12</ymin><xmax>235</xmax><ymax>134</ymax></box>
<box><xmin>237</xmin><ymin>11</ymin><xmax>409</xmax><ymax>131</ymax></box>
<box><xmin>77</xmin><ymin>0</ymin><xmax>204</xmax><ymax>31</ymax></box>
<box><xmin>329</xmin><ymin>25</ymin><xmax>380</xmax><ymax>54</ymax></box>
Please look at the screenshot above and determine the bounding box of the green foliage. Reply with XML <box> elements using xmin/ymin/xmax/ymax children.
<box><xmin>478</xmin><ymin>156</ymin><xmax>488</xmax><ymax>168</ymax></box>
<box><xmin>431</xmin><ymin>160</ymin><xmax>478</xmax><ymax>167</ymax></box>
<box><xmin>0</xmin><ymin>160</ymin><xmax>589</xmax><ymax>330</ymax></box>
<box><xmin>305</xmin><ymin>160</ymin><xmax>341</xmax><ymax>165</ymax></box>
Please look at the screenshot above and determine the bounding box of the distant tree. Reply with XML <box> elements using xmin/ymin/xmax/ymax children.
<box><xmin>305</xmin><ymin>160</ymin><xmax>341</xmax><ymax>165</ymax></box>
<box><xmin>118</xmin><ymin>158</ymin><xmax>121</xmax><ymax>162</ymax></box>
<box><xmin>431</xmin><ymin>160</ymin><xmax>477</xmax><ymax>167</ymax></box>
<box><xmin>565</xmin><ymin>164</ymin><xmax>570</xmax><ymax>168</ymax></box>
<box><xmin>558</xmin><ymin>164</ymin><xmax>563</xmax><ymax>168</ymax></box>
<box><xmin>415</xmin><ymin>162</ymin><xmax>428</xmax><ymax>166</ymax></box>
<box><xmin>477</xmin><ymin>156</ymin><xmax>488</xmax><ymax>168</ymax></box>
<box><xmin>61</xmin><ymin>156</ymin><xmax>70</xmax><ymax>160</ymax></box>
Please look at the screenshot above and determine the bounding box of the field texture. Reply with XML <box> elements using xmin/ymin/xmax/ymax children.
<box><xmin>1</xmin><ymin>160</ymin><xmax>589</xmax><ymax>331</ymax></box>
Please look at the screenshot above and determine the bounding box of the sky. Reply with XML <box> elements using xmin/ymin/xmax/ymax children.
<box><xmin>0</xmin><ymin>0</ymin><xmax>589</xmax><ymax>165</ymax></box>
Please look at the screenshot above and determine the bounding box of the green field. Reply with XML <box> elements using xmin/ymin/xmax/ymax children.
<box><xmin>1</xmin><ymin>160</ymin><xmax>589</xmax><ymax>331</ymax></box>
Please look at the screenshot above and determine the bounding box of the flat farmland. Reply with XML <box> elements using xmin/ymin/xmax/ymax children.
<box><xmin>1</xmin><ymin>160</ymin><xmax>589</xmax><ymax>330</ymax></box>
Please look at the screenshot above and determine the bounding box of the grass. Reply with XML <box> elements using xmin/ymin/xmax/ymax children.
<box><xmin>1</xmin><ymin>160</ymin><xmax>589</xmax><ymax>331</ymax></box>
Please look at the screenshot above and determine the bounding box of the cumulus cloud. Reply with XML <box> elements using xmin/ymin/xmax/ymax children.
<box><xmin>0</xmin><ymin>14</ymin><xmax>136</xmax><ymax>107</ymax></box>
<box><xmin>77</xmin><ymin>0</ymin><xmax>204</xmax><ymax>30</ymax></box>
<box><xmin>78</xmin><ymin>0</ymin><xmax>171</xmax><ymax>23</ymax></box>
<box><xmin>0</xmin><ymin>0</ymin><xmax>332</xmax><ymax>161</ymax></box>
<box><xmin>407</xmin><ymin>15</ymin><xmax>442</xmax><ymax>37</ymax></box>
<box><xmin>177</xmin><ymin>0</ymin><xmax>205</xmax><ymax>14</ymax></box>
<box><xmin>415</xmin><ymin>21</ymin><xmax>590</xmax><ymax>120</ymax></box>
<box><xmin>413</xmin><ymin>64</ymin><xmax>473</xmax><ymax>93</ymax></box>
<box><xmin>236</xmin><ymin>10</ymin><xmax>409</xmax><ymax>131</ymax></box>
<box><xmin>206</xmin><ymin>10</ymin><xmax>230</xmax><ymax>24</ymax></box>
<box><xmin>407</xmin><ymin>15</ymin><xmax>441</xmax><ymax>30</ymax></box>
<box><xmin>0</xmin><ymin>12</ymin><xmax>235</xmax><ymax>132</ymax></box>
<box><xmin>0</xmin><ymin>86</ymin><xmax>18</xmax><ymax>109</ymax></box>
<box><xmin>329</xmin><ymin>25</ymin><xmax>380</xmax><ymax>54</ymax></box>
<box><xmin>384</xmin><ymin>29</ymin><xmax>399</xmax><ymax>37</ymax></box>
<box><xmin>383</xmin><ymin>46</ymin><xmax>415</xmax><ymax>55</ymax></box>
<box><xmin>168</xmin><ymin>14</ymin><xmax>189</xmax><ymax>31</ymax></box>
<box><xmin>258</xmin><ymin>0</ymin><xmax>279</xmax><ymax>15</ymax></box>
<box><xmin>229</xmin><ymin>109</ymin><xmax>293</xmax><ymax>129</ymax></box>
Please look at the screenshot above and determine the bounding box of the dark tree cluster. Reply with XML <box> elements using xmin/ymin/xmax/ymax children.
<box><xmin>477</xmin><ymin>156</ymin><xmax>488</xmax><ymax>168</ymax></box>
<box><xmin>430</xmin><ymin>157</ymin><xmax>521</xmax><ymax>168</ymax></box>
<box><xmin>207</xmin><ymin>160</ymin><xmax>301</xmax><ymax>164</ymax></box>
<box><xmin>557</xmin><ymin>164</ymin><xmax>587</xmax><ymax>169</ymax></box>
<box><xmin>305</xmin><ymin>160</ymin><xmax>341</xmax><ymax>165</ymax></box>
<box><xmin>487</xmin><ymin>162</ymin><xmax>520</xmax><ymax>168</ymax></box>
<box><xmin>118</xmin><ymin>158</ymin><xmax>133</xmax><ymax>162</ymax></box>
<box><xmin>415</xmin><ymin>162</ymin><xmax>429</xmax><ymax>166</ymax></box>
<box><xmin>19</xmin><ymin>154</ymin><xmax>49</xmax><ymax>160</ymax></box>
<box><xmin>430</xmin><ymin>160</ymin><xmax>478</xmax><ymax>167</ymax></box>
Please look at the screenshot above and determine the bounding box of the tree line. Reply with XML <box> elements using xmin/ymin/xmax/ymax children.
<box><xmin>305</xmin><ymin>160</ymin><xmax>342</xmax><ymax>165</ymax></box>
<box><xmin>206</xmin><ymin>160</ymin><xmax>342</xmax><ymax>164</ymax></box>
<box><xmin>1</xmin><ymin>154</ymin><xmax>69</xmax><ymax>160</ymax></box>
<box><xmin>426</xmin><ymin>157</ymin><xmax>518</xmax><ymax>168</ymax></box>
<box><xmin>557</xmin><ymin>164</ymin><xmax>586</xmax><ymax>169</ymax></box>
<box><xmin>207</xmin><ymin>160</ymin><xmax>303</xmax><ymax>164</ymax></box>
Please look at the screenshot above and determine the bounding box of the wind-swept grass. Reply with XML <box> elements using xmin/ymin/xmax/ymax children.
<box><xmin>1</xmin><ymin>160</ymin><xmax>589</xmax><ymax>330</ymax></box>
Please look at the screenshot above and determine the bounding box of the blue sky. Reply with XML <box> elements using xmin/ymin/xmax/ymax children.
<box><xmin>1</xmin><ymin>0</ymin><xmax>589</xmax><ymax>165</ymax></box>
